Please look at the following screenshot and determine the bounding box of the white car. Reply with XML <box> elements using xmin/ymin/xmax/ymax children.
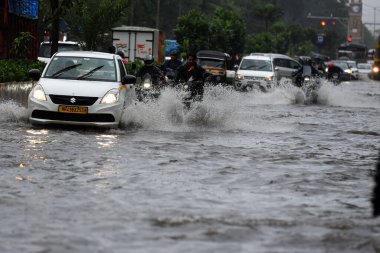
<box><xmin>38</xmin><ymin>41</ymin><xmax>82</xmax><ymax>63</ymax></box>
<box><xmin>357</xmin><ymin>63</ymin><xmax>372</xmax><ymax>74</ymax></box>
<box><xmin>28</xmin><ymin>51</ymin><xmax>136</xmax><ymax>128</ymax></box>
<box><xmin>235</xmin><ymin>53</ymin><xmax>301</xmax><ymax>91</ymax></box>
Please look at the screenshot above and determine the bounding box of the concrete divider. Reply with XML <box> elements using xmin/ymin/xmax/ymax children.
<box><xmin>0</xmin><ymin>82</ymin><xmax>34</xmax><ymax>107</ymax></box>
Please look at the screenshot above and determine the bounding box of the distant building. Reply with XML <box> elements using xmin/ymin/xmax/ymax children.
<box><xmin>348</xmin><ymin>0</ymin><xmax>363</xmax><ymax>44</ymax></box>
<box><xmin>0</xmin><ymin>0</ymin><xmax>39</xmax><ymax>59</ymax></box>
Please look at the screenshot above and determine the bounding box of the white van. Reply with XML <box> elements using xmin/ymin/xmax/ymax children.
<box><xmin>235</xmin><ymin>53</ymin><xmax>301</xmax><ymax>91</ymax></box>
<box><xmin>38</xmin><ymin>41</ymin><xmax>82</xmax><ymax>63</ymax></box>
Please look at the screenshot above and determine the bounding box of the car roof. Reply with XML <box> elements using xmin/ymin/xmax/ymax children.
<box><xmin>41</xmin><ymin>41</ymin><xmax>79</xmax><ymax>45</ymax></box>
<box><xmin>54</xmin><ymin>51</ymin><xmax>116</xmax><ymax>59</ymax></box>
<box><xmin>246</xmin><ymin>53</ymin><xmax>293</xmax><ymax>60</ymax></box>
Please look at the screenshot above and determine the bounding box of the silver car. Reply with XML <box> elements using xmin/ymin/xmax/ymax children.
<box><xmin>28</xmin><ymin>51</ymin><xmax>136</xmax><ymax>128</ymax></box>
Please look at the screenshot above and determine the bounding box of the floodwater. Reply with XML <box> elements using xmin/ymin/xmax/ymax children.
<box><xmin>0</xmin><ymin>78</ymin><xmax>379</xmax><ymax>253</ymax></box>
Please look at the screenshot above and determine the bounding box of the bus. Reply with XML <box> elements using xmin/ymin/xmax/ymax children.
<box><xmin>337</xmin><ymin>43</ymin><xmax>368</xmax><ymax>63</ymax></box>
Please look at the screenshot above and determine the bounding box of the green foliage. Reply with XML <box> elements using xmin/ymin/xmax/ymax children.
<box><xmin>252</xmin><ymin>2</ymin><xmax>283</xmax><ymax>31</ymax></box>
<box><xmin>0</xmin><ymin>60</ymin><xmax>46</xmax><ymax>83</ymax></box>
<box><xmin>209</xmin><ymin>7</ymin><xmax>246</xmax><ymax>55</ymax></box>
<box><xmin>174</xmin><ymin>9</ymin><xmax>210</xmax><ymax>53</ymax></box>
<box><xmin>175</xmin><ymin>6</ymin><xmax>246</xmax><ymax>55</ymax></box>
<box><xmin>9</xmin><ymin>32</ymin><xmax>35</xmax><ymax>60</ymax></box>
<box><xmin>66</xmin><ymin>0</ymin><xmax>130</xmax><ymax>51</ymax></box>
<box><xmin>245</xmin><ymin>22</ymin><xmax>313</xmax><ymax>56</ymax></box>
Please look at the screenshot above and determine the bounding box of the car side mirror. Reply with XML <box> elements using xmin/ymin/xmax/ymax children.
<box><xmin>123</xmin><ymin>74</ymin><xmax>136</xmax><ymax>85</ymax></box>
<box><xmin>28</xmin><ymin>69</ymin><xmax>41</xmax><ymax>81</ymax></box>
<box><xmin>233</xmin><ymin>64</ymin><xmax>239</xmax><ymax>71</ymax></box>
<box><xmin>274</xmin><ymin>67</ymin><xmax>279</xmax><ymax>72</ymax></box>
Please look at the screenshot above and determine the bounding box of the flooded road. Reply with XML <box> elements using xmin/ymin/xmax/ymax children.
<box><xmin>0</xmin><ymin>79</ymin><xmax>379</xmax><ymax>253</ymax></box>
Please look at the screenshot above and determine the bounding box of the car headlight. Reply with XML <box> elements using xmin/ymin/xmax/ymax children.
<box><xmin>325</xmin><ymin>67</ymin><xmax>328</xmax><ymax>72</ymax></box>
<box><xmin>373</xmin><ymin>66</ymin><xmax>379</xmax><ymax>73</ymax></box>
<box><xmin>31</xmin><ymin>84</ymin><xmax>47</xmax><ymax>101</ymax></box>
<box><xmin>304</xmin><ymin>76</ymin><xmax>310</xmax><ymax>81</ymax></box>
<box><xmin>344</xmin><ymin>69</ymin><xmax>352</xmax><ymax>74</ymax></box>
<box><xmin>100</xmin><ymin>88</ymin><xmax>119</xmax><ymax>104</ymax></box>
<box><xmin>265</xmin><ymin>75</ymin><xmax>273</xmax><ymax>82</ymax></box>
<box><xmin>235</xmin><ymin>74</ymin><xmax>244</xmax><ymax>80</ymax></box>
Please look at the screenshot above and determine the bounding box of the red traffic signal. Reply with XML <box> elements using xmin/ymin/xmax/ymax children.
<box><xmin>321</xmin><ymin>21</ymin><xmax>326</xmax><ymax>27</ymax></box>
<box><xmin>331</xmin><ymin>21</ymin><xmax>336</xmax><ymax>26</ymax></box>
<box><xmin>347</xmin><ymin>36</ymin><xmax>352</xmax><ymax>43</ymax></box>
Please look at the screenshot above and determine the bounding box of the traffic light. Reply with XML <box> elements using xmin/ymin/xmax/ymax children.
<box><xmin>331</xmin><ymin>21</ymin><xmax>336</xmax><ymax>26</ymax></box>
<box><xmin>321</xmin><ymin>20</ymin><xmax>326</xmax><ymax>27</ymax></box>
<box><xmin>347</xmin><ymin>36</ymin><xmax>352</xmax><ymax>43</ymax></box>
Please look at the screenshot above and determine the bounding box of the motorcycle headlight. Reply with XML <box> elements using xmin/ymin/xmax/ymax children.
<box><xmin>31</xmin><ymin>84</ymin><xmax>47</xmax><ymax>101</ymax></box>
<box><xmin>373</xmin><ymin>66</ymin><xmax>379</xmax><ymax>73</ymax></box>
<box><xmin>235</xmin><ymin>74</ymin><xmax>244</xmax><ymax>80</ymax></box>
<box><xmin>143</xmin><ymin>82</ymin><xmax>151</xmax><ymax>89</ymax></box>
<box><xmin>304</xmin><ymin>76</ymin><xmax>311</xmax><ymax>81</ymax></box>
<box><xmin>100</xmin><ymin>88</ymin><xmax>119</xmax><ymax>104</ymax></box>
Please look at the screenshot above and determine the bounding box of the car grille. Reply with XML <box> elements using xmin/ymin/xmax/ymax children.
<box><xmin>31</xmin><ymin>110</ymin><xmax>115</xmax><ymax>122</ymax></box>
<box><xmin>49</xmin><ymin>95</ymin><xmax>98</xmax><ymax>106</ymax></box>
<box><xmin>245</xmin><ymin>76</ymin><xmax>265</xmax><ymax>81</ymax></box>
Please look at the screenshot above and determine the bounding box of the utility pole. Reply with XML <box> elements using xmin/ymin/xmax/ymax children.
<box><xmin>374</xmin><ymin>7</ymin><xmax>377</xmax><ymax>36</ymax></box>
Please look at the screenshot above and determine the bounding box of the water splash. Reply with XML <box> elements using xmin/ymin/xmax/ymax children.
<box><xmin>0</xmin><ymin>100</ymin><xmax>28</xmax><ymax>123</ymax></box>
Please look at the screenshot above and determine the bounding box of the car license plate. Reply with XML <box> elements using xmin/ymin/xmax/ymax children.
<box><xmin>58</xmin><ymin>105</ymin><xmax>88</xmax><ymax>114</ymax></box>
<box><xmin>247</xmin><ymin>81</ymin><xmax>260</xmax><ymax>85</ymax></box>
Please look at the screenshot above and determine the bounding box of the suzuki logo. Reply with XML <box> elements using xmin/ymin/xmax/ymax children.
<box><xmin>70</xmin><ymin>97</ymin><xmax>76</xmax><ymax>103</ymax></box>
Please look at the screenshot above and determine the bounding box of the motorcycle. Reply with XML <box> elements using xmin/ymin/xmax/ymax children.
<box><xmin>292</xmin><ymin>65</ymin><xmax>322</xmax><ymax>103</ymax></box>
<box><xmin>135</xmin><ymin>73</ymin><xmax>163</xmax><ymax>102</ymax></box>
<box><xmin>177</xmin><ymin>77</ymin><xmax>204</xmax><ymax>109</ymax></box>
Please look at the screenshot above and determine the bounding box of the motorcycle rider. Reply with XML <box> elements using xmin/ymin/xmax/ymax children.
<box><xmin>292</xmin><ymin>56</ymin><xmax>320</xmax><ymax>87</ymax></box>
<box><xmin>136</xmin><ymin>55</ymin><xmax>165</xmax><ymax>85</ymax></box>
<box><xmin>175</xmin><ymin>52</ymin><xmax>207</xmax><ymax>99</ymax></box>
<box><xmin>163</xmin><ymin>51</ymin><xmax>182</xmax><ymax>72</ymax></box>
<box><xmin>326</xmin><ymin>61</ymin><xmax>344</xmax><ymax>84</ymax></box>
<box><xmin>175</xmin><ymin>52</ymin><xmax>206</xmax><ymax>83</ymax></box>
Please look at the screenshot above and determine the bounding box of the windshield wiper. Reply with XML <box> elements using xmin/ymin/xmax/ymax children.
<box><xmin>51</xmin><ymin>64</ymin><xmax>82</xmax><ymax>78</ymax></box>
<box><xmin>77</xmin><ymin>65</ymin><xmax>104</xmax><ymax>80</ymax></box>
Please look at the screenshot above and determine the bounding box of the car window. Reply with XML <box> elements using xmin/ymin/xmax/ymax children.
<box><xmin>38</xmin><ymin>44</ymin><xmax>81</xmax><ymax>58</ymax></box>
<box><xmin>239</xmin><ymin>59</ymin><xmax>272</xmax><ymax>71</ymax></box>
<box><xmin>357</xmin><ymin>64</ymin><xmax>371</xmax><ymax>69</ymax></box>
<box><xmin>198</xmin><ymin>58</ymin><xmax>225</xmax><ymax>69</ymax></box>
<box><xmin>118</xmin><ymin>59</ymin><xmax>126</xmax><ymax>79</ymax></box>
<box><xmin>289</xmin><ymin>60</ymin><xmax>301</xmax><ymax>69</ymax></box>
<box><xmin>44</xmin><ymin>56</ymin><xmax>117</xmax><ymax>81</ymax></box>
<box><xmin>273</xmin><ymin>58</ymin><xmax>290</xmax><ymax>68</ymax></box>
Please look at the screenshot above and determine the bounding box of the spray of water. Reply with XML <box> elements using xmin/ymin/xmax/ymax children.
<box><xmin>0</xmin><ymin>100</ymin><xmax>28</xmax><ymax>123</ymax></box>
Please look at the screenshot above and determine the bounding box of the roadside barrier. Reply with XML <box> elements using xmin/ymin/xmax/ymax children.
<box><xmin>0</xmin><ymin>82</ymin><xmax>34</xmax><ymax>107</ymax></box>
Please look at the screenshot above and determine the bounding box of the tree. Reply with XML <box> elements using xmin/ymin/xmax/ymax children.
<box><xmin>252</xmin><ymin>2</ymin><xmax>283</xmax><ymax>32</ymax></box>
<box><xmin>209</xmin><ymin>6</ymin><xmax>246</xmax><ymax>55</ymax></box>
<box><xmin>174</xmin><ymin>9</ymin><xmax>210</xmax><ymax>53</ymax></box>
<box><xmin>39</xmin><ymin>0</ymin><xmax>75</xmax><ymax>56</ymax></box>
<box><xmin>65</xmin><ymin>0</ymin><xmax>130</xmax><ymax>51</ymax></box>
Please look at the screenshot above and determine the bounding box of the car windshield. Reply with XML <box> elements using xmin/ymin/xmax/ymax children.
<box><xmin>357</xmin><ymin>63</ymin><xmax>371</xmax><ymax>69</ymax></box>
<box><xmin>346</xmin><ymin>61</ymin><xmax>357</xmax><ymax>68</ymax></box>
<box><xmin>38</xmin><ymin>44</ymin><xmax>81</xmax><ymax>58</ymax></box>
<box><xmin>44</xmin><ymin>56</ymin><xmax>116</xmax><ymax>81</ymax></box>
<box><xmin>240</xmin><ymin>59</ymin><xmax>272</xmax><ymax>71</ymax></box>
<box><xmin>198</xmin><ymin>58</ymin><xmax>225</xmax><ymax>69</ymax></box>
<box><xmin>333</xmin><ymin>61</ymin><xmax>349</xmax><ymax>70</ymax></box>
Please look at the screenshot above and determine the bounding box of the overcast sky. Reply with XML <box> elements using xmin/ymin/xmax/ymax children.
<box><xmin>362</xmin><ymin>0</ymin><xmax>380</xmax><ymax>32</ymax></box>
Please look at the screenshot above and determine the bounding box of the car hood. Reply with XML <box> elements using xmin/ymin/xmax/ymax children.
<box><xmin>237</xmin><ymin>70</ymin><xmax>273</xmax><ymax>78</ymax></box>
<box><xmin>39</xmin><ymin>78</ymin><xmax>120</xmax><ymax>97</ymax></box>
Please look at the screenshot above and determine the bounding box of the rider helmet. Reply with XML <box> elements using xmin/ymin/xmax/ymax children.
<box><xmin>144</xmin><ymin>55</ymin><xmax>154</xmax><ymax>66</ymax></box>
